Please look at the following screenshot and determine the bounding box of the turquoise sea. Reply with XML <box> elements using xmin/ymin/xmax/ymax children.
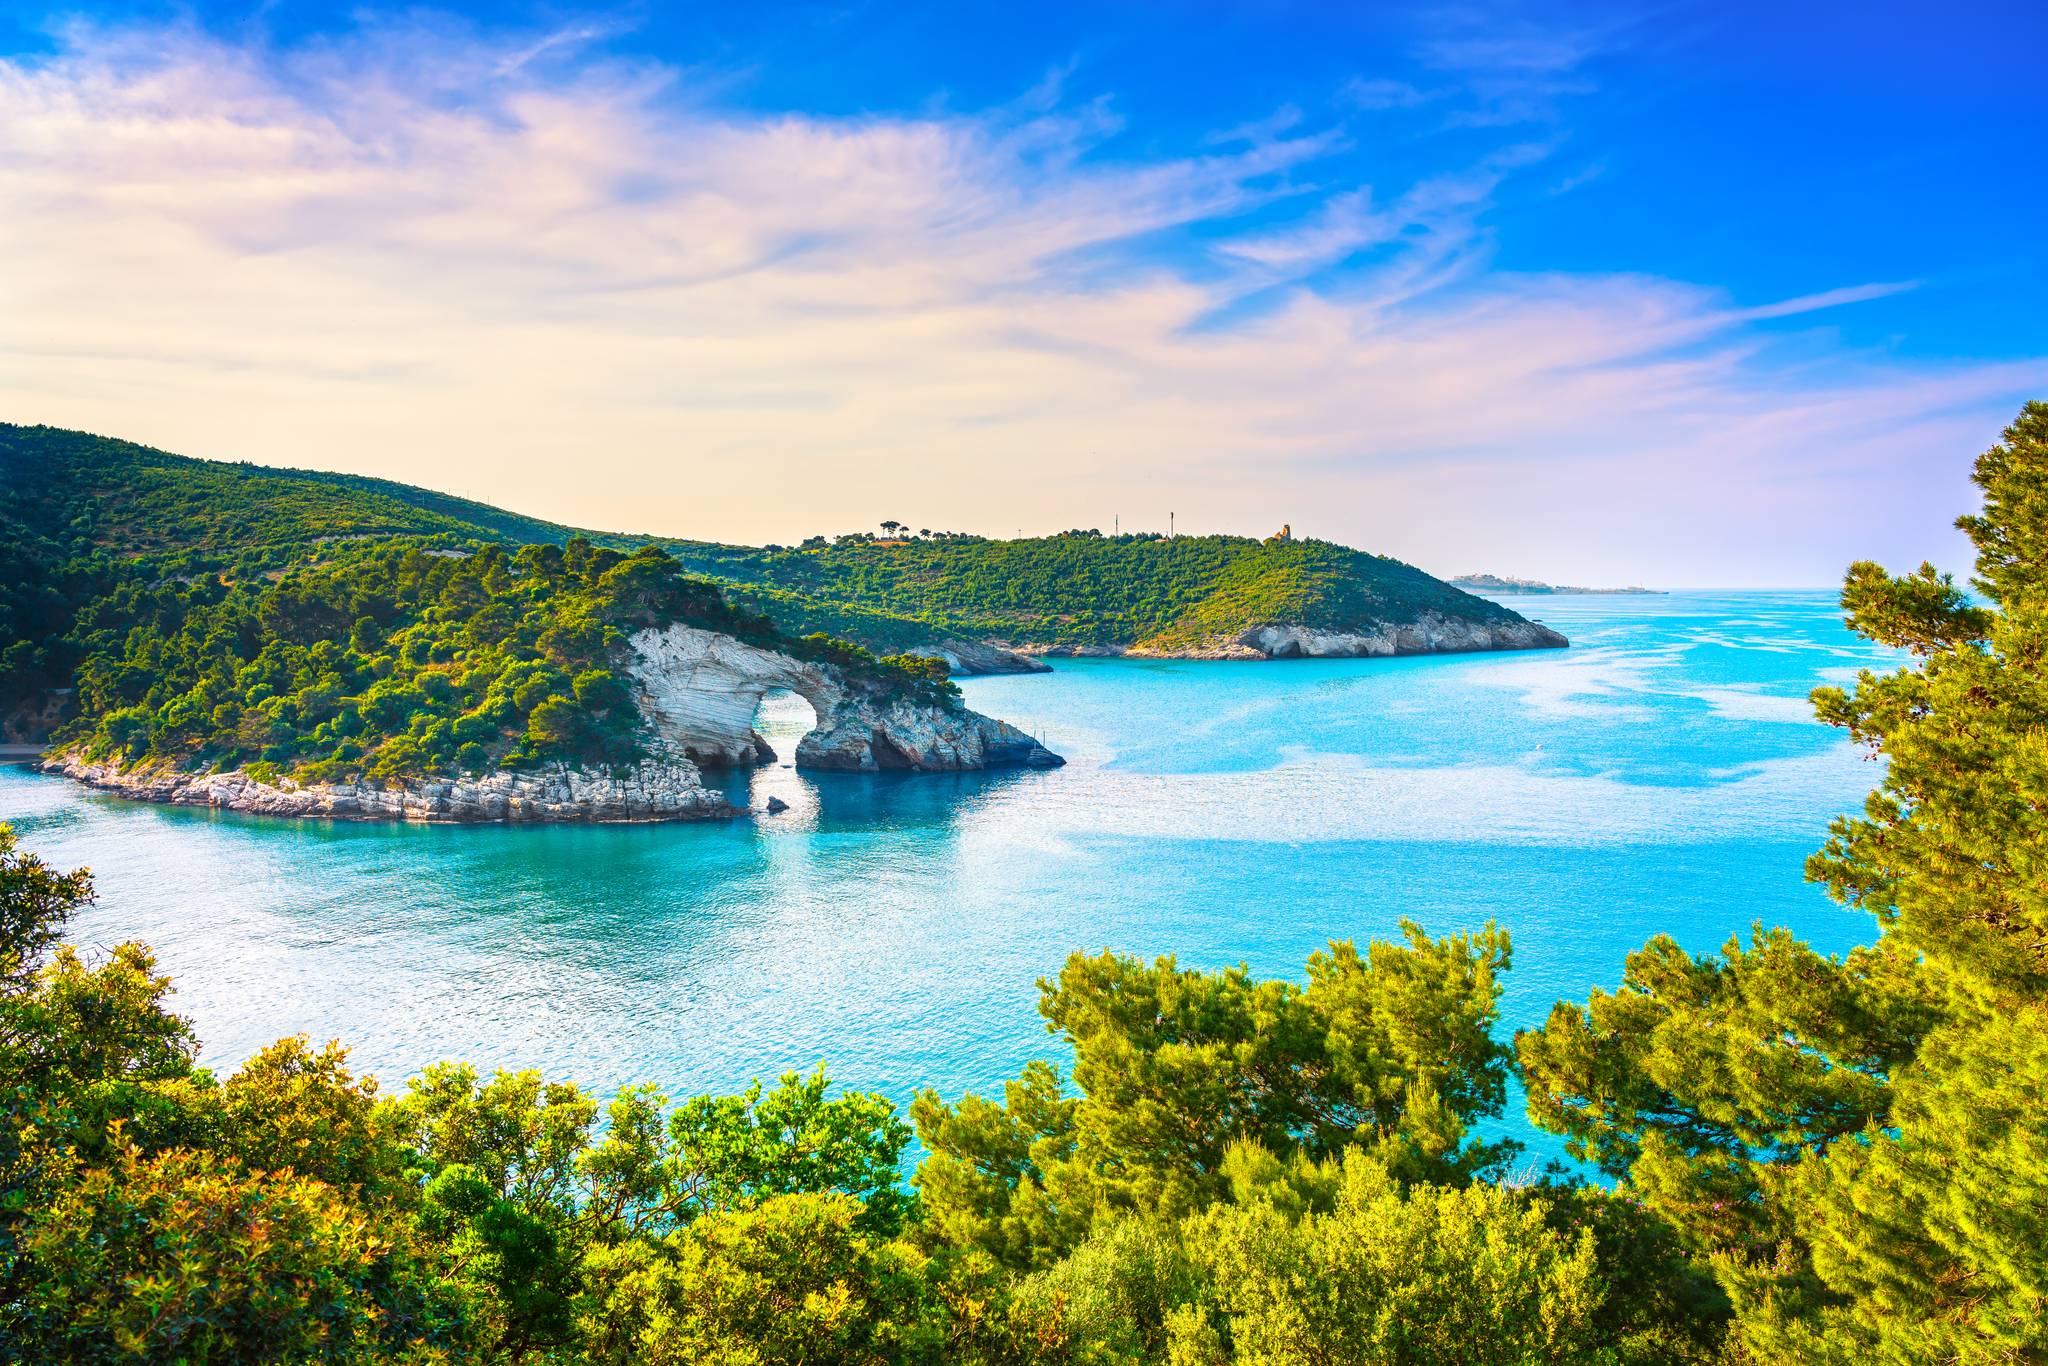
<box><xmin>0</xmin><ymin>590</ymin><xmax>1894</xmax><ymax>1165</ymax></box>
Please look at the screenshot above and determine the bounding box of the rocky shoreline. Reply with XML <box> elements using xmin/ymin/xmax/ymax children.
<box><xmin>1002</xmin><ymin>613</ymin><xmax>1568</xmax><ymax>662</ymax></box>
<box><xmin>625</xmin><ymin>626</ymin><xmax>1062</xmax><ymax>771</ymax></box>
<box><xmin>42</xmin><ymin>752</ymin><xmax>740</xmax><ymax>824</ymax></box>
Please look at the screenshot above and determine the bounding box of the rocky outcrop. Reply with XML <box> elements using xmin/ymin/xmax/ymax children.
<box><xmin>903</xmin><ymin>639</ymin><xmax>1051</xmax><ymax>676</ymax></box>
<box><xmin>800</xmin><ymin>691</ymin><xmax>1058</xmax><ymax>771</ymax></box>
<box><xmin>1016</xmin><ymin>613</ymin><xmax>1567</xmax><ymax>661</ymax></box>
<box><xmin>1023</xmin><ymin>643</ymin><xmax>1129</xmax><ymax>659</ymax></box>
<box><xmin>626</xmin><ymin>626</ymin><xmax>1062</xmax><ymax>773</ymax></box>
<box><xmin>1212</xmin><ymin>613</ymin><xmax>1568</xmax><ymax>659</ymax></box>
<box><xmin>41</xmin><ymin>624</ymin><xmax>1062</xmax><ymax>824</ymax></box>
<box><xmin>43</xmin><ymin>753</ymin><xmax>735</xmax><ymax>823</ymax></box>
<box><xmin>3</xmin><ymin>688</ymin><xmax>70</xmax><ymax>745</ymax></box>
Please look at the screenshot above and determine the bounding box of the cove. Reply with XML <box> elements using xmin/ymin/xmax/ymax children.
<box><xmin>0</xmin><ymin>589</ymin><xmax>1891</xmax><ymax>1166</ymax></box>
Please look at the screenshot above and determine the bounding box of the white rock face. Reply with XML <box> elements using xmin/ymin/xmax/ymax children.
<box><xmin>1230</xmin><ymin>613</ymin><xmax>1568</xmax><ymax>659</ymax></box>
<box><xmin>625</xmin><ymin>626</ymin><xmax>834</xmax><ymax>767</ymax></box>
<box><xmin>626</xmin><ymin>625</ymin><xmax>1062</xmax><ymax>773</ymax></box>
<box><xmin>45</xmin><ymin>754</ymin><xmax>732</xmax><ymax>823</ymax></box>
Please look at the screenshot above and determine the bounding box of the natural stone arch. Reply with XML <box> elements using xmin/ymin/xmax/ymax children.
<box><xmin>625</xmin><ymin>624</ymin><xmax>1062</xmax><ymax>774</ymax></box>
<box><xmin>626</xmin><ymin>626</ymin><xmax>844</xmax><ymax>769</ymax></box>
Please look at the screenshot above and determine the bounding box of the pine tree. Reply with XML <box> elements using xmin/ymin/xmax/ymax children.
<box><xmin>1520</xmin><ymin>402</ymin><xmax>2048</xmax><ymax>1362</ymax></box>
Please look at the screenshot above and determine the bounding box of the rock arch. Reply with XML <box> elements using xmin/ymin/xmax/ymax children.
<box><xmin>625</xmin><ymin>626</ymin><xmax>843</xmax><ymax>769</ymax></box>
<box><xmin>624</xmin><ymin>625</ymin><xmax>1063</xmax><ymax>774</ymax></box>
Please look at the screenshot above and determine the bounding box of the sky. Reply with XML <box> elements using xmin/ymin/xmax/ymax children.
<box><xmin>1</xmin><ymin>1</ymin><xmax>2043</xmax><ymax>586</ymax></box>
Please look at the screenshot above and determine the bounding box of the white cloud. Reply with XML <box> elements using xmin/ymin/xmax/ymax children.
<box><xmin>0</xmin><ymin>18</ymin><xmax>2039</xmax><ymax>584</ymax></box>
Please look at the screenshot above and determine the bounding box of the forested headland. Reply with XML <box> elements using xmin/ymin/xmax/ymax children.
<box><xmin>0</xmin><ymin>426</ymin><xmax>952</xmax><ymax>785</ymax></box>
<box><xmin>0</xmin><ymin>423</ymin><xmax>1552</xmax><ymax>768</ymax></box>
<box><xmin>4</xmin><ymin>403</ymin><xmax>2046</xmax><ymax>1361</ymax></box>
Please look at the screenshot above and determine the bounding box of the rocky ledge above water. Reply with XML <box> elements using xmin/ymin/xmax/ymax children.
<box><xmin>1015</xmin><ymin>612</ymin><xmax>1567</xmax><ymax>661</ymax></box>
<box><xmin>43</xmin><ymin>753</ymin><xmax>737</xmax><ymax>823</ymax></box>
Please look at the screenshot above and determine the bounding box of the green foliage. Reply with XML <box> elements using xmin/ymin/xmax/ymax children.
<box><xmin>0</xmin><ymin>422</ymin><xmax>591</xmax><ymax>559</ymax></box>
<box><xmin>1519</xmin><ymin>402</ymin><xmax>2048</xmax><ymax>1362</ymax></box>
<box><xmin>29</xmin><ymin>534</ymin><xmax>946</xmax><ymax>785</ymax></box>
<box><xmin>55</xmin><ymin>540</ymin><xmax>682</xmax><ymax>781</ymax></box>
<box><xmin>2</xmin><ymin>824</ymin><xmax>1720</xmax><ymax>1363</ymax></box>
<box><xmin>599</xmin><ymin>1193</ymin><xmax>943</xmax><ymax>1366</ymax></box>
<box><xmin>1</xmin><ymin>427</ymin><xmax>964</xmax><ymax>776</ymax></box>
<box><xmin>665</xmin><ymin>1068</ymin><xmax>913</xmax><ymax>1236</ymax></box>
<box><xmin>1190</xmin><ymin>1150</ymin><xmax>1607</xmax><ymax>1366</ymax></box>
<box><xmin>24</xmin><ymin>1143</ymin><xmax>452</xmax><ymax>1363</ymax></box>
<box><xmin>911</xmin><ymin>922</ymin><xmax>1517</xmax><ymax>1279</ymax></box>
<box><xmin>680</xmin><ymin>530</ymin><xmax>1523</xmax><ymax>654</ymax></box>
<box><xmin>0</xmin><ymin>823</ymin><xmax>462</xmax><ymax>1361</ymax></box>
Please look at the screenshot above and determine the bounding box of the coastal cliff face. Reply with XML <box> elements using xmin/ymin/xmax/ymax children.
<box><xmin>43</xmin><ymin>753</ymin><xmax>735</xmax><ymax>823</ymax></box>
<box><xmin>1022</xmin><ymin>612</ymin><xmax>1567</xmax><ymax>661</ymax></box>
<box><xmin>625</xmin><ymin>626</ymin><xmax>1062</xmax><ymax>773</ymax></box>
<box><xmin>1222</xmin><ymin>613</ymin><xmax>1568</xmax><ymax>659</ymax></box>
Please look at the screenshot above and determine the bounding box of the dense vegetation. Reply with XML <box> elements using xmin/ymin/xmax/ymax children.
<box><xmin>666</xmin><ymin>531</ymin><xmax>1526</xmax><ymax>652</ymax></box>
<box><xmin>0</xmin><ymin>424</ymin><xmax>1532</xmax><ymax>750</ymax></box>
<box><xmin>0</xmin><ymin>426</ymin><xmax>953</xmax><ymax>778</ymax></box>
<box><xmin>6</xmin><ymin>403</ymin><xmax>2046</xmax><ymax>1361</ymax></box>
<box><xmin>67</xmin><ymin>541</ymin><xmax>749</xmax><ymax>781</ymax></box>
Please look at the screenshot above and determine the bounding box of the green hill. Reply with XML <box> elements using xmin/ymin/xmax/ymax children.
<box><xmin>659</xmin><ymin>530</ymin><xmax>1542</xmax><ymax>654</ymax></box>
<box><xmin>2</xmin><ymin>420</ymin><xmax>1551</xmax><ymax>644</ymax></box>
<box><xmin>0</xmin><ymin>425</ymin><xmax>948</xmax><ymax>764</ymax></box>
<box><xmin>0</xmin><ymin>422</ymin><xmax>627</xmax><ymax>555</ymax></box>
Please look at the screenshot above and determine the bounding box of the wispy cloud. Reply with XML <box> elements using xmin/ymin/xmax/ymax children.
<box><xmin>1735</xmin><ymin>281</ymin><xmax>1920</xmax><ymax>322</ymax></box>
<box><xmin>0</xmin><ymin>15</ymin><xmax>2037</xmax><ymax>585</ymax></box>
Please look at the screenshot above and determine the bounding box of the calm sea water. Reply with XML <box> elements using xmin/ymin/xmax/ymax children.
<box><xmin>0</xmin><ymin>590</ymin><xmax>1893</xmax><ymax>1165</ymax></box>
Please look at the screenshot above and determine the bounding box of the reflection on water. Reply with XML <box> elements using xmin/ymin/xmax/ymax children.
<box><xmin>711</xmin><ymin>688</ymin><xmax>1035</xmax><ymax>834</ymax></box>
<box><xmin>0</xmin><ymin>590</ymin><xmax>1895</xmax><ymax>1164</ymax></box>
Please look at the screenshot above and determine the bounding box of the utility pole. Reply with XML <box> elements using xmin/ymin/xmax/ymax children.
<box><xmin>1169</xmin><ymin>511</ymin><xmax>1175</xmax><ymax>539</ymax></box>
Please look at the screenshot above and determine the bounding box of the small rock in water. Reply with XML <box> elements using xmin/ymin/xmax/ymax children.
<box><xmin>764</xmin><ymin>796</ymin><xmax>790</xmax><ymax>814</ymax></box>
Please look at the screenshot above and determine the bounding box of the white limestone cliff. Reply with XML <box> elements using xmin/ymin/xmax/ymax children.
<box><xmin>624</xmin><ymin>626</ymin><xmax>1061</xmax><ymax>772</ymax></box>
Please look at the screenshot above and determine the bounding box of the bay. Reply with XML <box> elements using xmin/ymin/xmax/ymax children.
<box><xmin>0</xmin><ymin>589</ymin><xmax>1893</xmax><ymax>1165</ymax></box>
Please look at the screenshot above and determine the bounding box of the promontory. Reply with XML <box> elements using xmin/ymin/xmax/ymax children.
<box><xmin>1</xmin><ymin>423</ymin><xmax>1568</xmax><ymax>822</ymax></box>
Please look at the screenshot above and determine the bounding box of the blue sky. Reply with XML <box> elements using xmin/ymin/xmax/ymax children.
<box><xmin>1</xmin><ymin>0</ymin><xmax>2042</xmax><ymax>583</ymax></box>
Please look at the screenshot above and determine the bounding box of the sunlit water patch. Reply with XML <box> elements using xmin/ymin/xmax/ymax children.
<box><xmin>0</xmin><ymin>590</ymin><xmax>1893</xmax><ymax>1166</ymax></box>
